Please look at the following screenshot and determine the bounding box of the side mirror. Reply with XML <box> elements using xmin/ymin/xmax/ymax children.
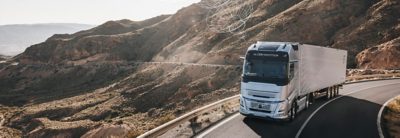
<box><xmin>240</xmin><ymin>56</ymin><xmax>245</xmax><ymax>60</ymax></box>
<box><xmin>292</xmin><ymin>45</ymin><xmax>299</xmax><ymax>51</ymax></box>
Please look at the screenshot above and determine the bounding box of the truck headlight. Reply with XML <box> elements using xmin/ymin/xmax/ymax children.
<box><xmin>240</xmin><ymin>96</ymin><xmax>246</xmax><ymax>108</ymax></box>
<box><xmin>278</xmin><ymin>100</ymin><xmax>288</xmax><ymax>112</ymax></box>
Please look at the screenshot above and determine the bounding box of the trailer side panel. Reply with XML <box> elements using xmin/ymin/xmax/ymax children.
<box><xmin>299</xmin><ymin>44</ymin><xmax>347</xmax><ymax>95</ymax></box>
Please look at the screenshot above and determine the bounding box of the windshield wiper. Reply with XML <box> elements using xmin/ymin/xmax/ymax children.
<box><xmin>267</xmin><ymin>75</ymin><xmax>284</xmax><ymax>79</ymax></box>
<box><xmin>245</xmin><ymin>73</ymin><xmax>257</xmax><ymax>76</ymax></box>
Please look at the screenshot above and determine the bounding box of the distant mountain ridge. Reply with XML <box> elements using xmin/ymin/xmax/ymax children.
<box><xmin>14</xmin><ymin>0</ymin><xmax>400</xmax><ymax>69</ymax></box>
<box><xmin>0</xmin><ymin>23</ymin><xmax>94</xmax><ymax>56</ymax></box>
<box><xmin>0</xmin><ymin>55</ymin><xmax>10</xmax><ymax>60</ymax></box>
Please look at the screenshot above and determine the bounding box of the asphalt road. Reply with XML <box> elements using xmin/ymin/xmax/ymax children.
<box><xmin>196</xmin><ymin>79</ymin><xmax>400</xmax><ymax>138</ymax></box>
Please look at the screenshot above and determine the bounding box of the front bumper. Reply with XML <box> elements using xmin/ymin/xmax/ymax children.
<box><xmin>239</xmin><ymin>112</ymin><xmax>289</xmax><ymax>121</ymax></box>
<box><xmin>240</xmin><ymin>106</ymin><xmax>289</xmax><ymax>120</ymax></box>
<box><xmin>239</xmin><ymin>95</ymin><xmax>289</xmax><ymax>120</ymax></box>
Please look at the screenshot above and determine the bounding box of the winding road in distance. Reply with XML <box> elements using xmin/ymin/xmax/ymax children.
<box><xmin>196</xmin><ymin>79</ymin><xmax>400</xmax><ymax>138</ymax></box>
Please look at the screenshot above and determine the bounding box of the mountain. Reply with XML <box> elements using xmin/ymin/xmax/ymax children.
<box><xmin>0</xmin><ymin>0</ymin><xmax>399</xmax><ymax>137</ymax></box>
<box><xmin>0</xmin><ymin>55</ymin><xmax>9</xmax><ymax>60</ymax></box>
<box><xmin>0</xmin><ymin>23</ymin><xmax>94</xmax><ymax>56</ymax></box>
<box><xmin>14</xmin><ymin>0</ymin><xmax>400</xmax><ymax>69</ymax></box>
<box><xmin>357</xmin><ymin>37</ymin><xmax>400</xmax><ymax>69</ymax></box>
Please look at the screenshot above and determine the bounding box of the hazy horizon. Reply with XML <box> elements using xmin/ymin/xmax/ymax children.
<box><xmin>0</xmin><ymin>23</ymin><xmax>96</xmax><ymax>26</ymax></box>
<box><xmin>0</xmin><ymin>0</ymin><xmax>200</xmax><ymax>25</ymax></box>
<box><xmin>0</xmin><ymin>23</ymin><xmax>95</xmax><ymax>56</ymax></box>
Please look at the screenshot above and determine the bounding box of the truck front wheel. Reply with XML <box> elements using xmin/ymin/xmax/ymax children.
<box><xmin>310</xmin><ymin>93</ymin><xmax>315</xmax><ymax>103</ymax></box>
<box><xmin>305</xmin><ymin>94</ymin><xmax>310</xmax><ymax>109</ymax></box>
<box><xmin>289</xmin><ymin>102</ymin><xmax>297</xmax><ymax>121</ymax></box>
<box><xmin>336</xmin><ymin>86</ymin><xmax>340</xmax><ymax>96</ymax></box>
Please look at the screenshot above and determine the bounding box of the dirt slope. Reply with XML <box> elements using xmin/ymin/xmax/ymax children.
<box><xmin>357</xmin><ymin>37</ymin><xmax>400</xmax><ymax>69</ymax></box>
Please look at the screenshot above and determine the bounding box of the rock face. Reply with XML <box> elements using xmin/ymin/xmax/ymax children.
<box><xmin>1</xmin><ymin>0</ymin><xmax>400</xmax><ymax>137</ymax></box>
<box><xmin>332</xmin><ymin>0</ymin><xmax>400</xmax><ymax>68</ymax></box>
<box><xmin>14</xmin><ymin>0</ymin><xmax>400</xmax><ymax>68</ymax></box>
<box><xmin>81</xmin><ymin>124</ymin><xmax>131</xmax><ymax>138</ymax></box>
<box><xmin>357</xmin><ymin>37</ymin><xmax>400</xmax><ymax>69</ymax></box>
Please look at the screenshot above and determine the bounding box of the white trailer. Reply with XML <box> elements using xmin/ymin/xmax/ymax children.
<box><xmin>239</xmin><ymin>41</ymin><xmax>347</xmax><ymax>121</ymax></box>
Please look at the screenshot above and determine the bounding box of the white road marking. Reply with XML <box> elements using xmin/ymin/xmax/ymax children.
<box><xmin>295</xmin><ymin>82</ymin><xmax>400</xmax><ymax>138</ymax></box>
<box><xmin>377</xmin><ymin>94</ymin><xmax>400</xmax><ymax>138</ymax></box>
<box><xmin>195</xmin><ymin>113</ymin><xmax>241</xmax><ymax>138</ymax></box>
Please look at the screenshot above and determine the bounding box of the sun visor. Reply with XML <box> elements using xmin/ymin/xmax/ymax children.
<box><xmin>246</xmin><ymin>50</ymin><xmax>289</xmax><ymax>62</ymax></box>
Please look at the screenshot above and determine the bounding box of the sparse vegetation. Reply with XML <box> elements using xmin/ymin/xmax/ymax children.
<box><xmin>156</xmin><ymin>113</ymin><xmax>176</xmax><ymax>125</ymax></box>
<box><xmin>154</xmin><ymin>97</ymin><xmax>240</xmax><ymax>137</ymax></box>
<box><xmin>127</xmin><ymin>129</ymin><xmax>145</xmax><ymax>138</ymax></box>
<box><xmin>0</xmin><ymin>63</ymin><xmax>241</xmax><ymax>137</ymax></box>
<box><xmin>382</xmin><ymin>96</ymin><xmax>400</xmax><ymax>137</ymax></box>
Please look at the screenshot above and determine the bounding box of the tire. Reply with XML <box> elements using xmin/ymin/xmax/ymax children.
<box><xmin>334</xmin><ymin>86</ymin><xmax>338</xmax><ymax>97</ymax></box>
<box><xmin>305</xmin><ymin>94</ymin><xmax>310</xmax><ymax>110</ymax></box>
<box><xmin>310</xmin><ymin>92</ymin><xmax>315</xmax><ymax>103</ymax></box>
<box><xmin>332</xmin><ymin>87</ymin><xmax>336</xmax><ymax>97</ymax></box>
<box><xmin>326</xmin><ymin>88</ymin><xmax>331</xmax><ymax>100</ymax></box>
<box><xmin>288</xmin><ymin>102</ymin><xmax>297</xmax><ymax>121</ymax></box>
<box><xmin>336</xmin><ymin>86</ymin><xmax>340</xmax><ymax>95</ymax></box>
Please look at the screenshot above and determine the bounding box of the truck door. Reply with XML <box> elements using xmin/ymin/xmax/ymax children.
<box><xmin>288</xmin><ymin>62</ymin><xmax>298</xmax><ymax>96</ymax></box>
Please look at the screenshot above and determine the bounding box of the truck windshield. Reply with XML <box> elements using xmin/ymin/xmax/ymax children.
<box><xmin>244</xmin><ymin>59</ymin><xmax>287</xmax><ymax>79</ymax></box>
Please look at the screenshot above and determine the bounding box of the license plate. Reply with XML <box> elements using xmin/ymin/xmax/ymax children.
<box><xmin>250</xmin><ymin>102</ymin><xmax>270</xmax><ymax>110</ymax></box>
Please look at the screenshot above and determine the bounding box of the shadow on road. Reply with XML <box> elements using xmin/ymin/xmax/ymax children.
<box><xmin>242</xmin><ymin>96</ymin><xmax>383</xmax><ymax>138</ymax></box>
<box><xmin>242</xmin><ymin>97</ymin><xmax>329</xmax><ymax>138</ymax></box>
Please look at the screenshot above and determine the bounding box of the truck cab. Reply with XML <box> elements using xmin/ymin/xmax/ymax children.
<box><xmin>239</xmin><ymin>41</ymin><xmax>302</xmax><ymax>121</ymax></box>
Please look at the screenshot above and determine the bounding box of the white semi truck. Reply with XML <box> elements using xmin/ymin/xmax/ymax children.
<box><xmin>239</xmin><ymin>41</ymin><xmax>347</xmax><ymax>121</ymax></box>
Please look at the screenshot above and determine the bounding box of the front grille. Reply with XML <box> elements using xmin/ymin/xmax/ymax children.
<box><xmin>253</xmin><ymin>95</ymin><xmax>272</xmax><ymax>98</ymax></box>
<box><xmin>249</xmin><ymin>108</ymin><xmax>272</xmax><ymax>113</ymax></box>
<box><xmin>247</xmin><ymin>89</ymin><xmax>277</xmax><ymax>98</ymax></box>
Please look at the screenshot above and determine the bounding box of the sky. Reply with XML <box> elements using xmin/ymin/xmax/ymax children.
<box><xmin>0</xmin><ymin>0</ymin><xmax>201</xmax><ymax>25</ymax></box>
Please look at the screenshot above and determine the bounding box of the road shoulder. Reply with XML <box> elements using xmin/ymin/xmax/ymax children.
<box><xmin>379</xmin><ymin>95</ymin><xmax>400</xmax><ymax>138</ymax></box>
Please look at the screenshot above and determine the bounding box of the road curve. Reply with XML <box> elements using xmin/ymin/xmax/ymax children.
<box><xmin>195</xmin><ymin>79</ymin><xmax>400</xmax><ymax>138</ymax></box>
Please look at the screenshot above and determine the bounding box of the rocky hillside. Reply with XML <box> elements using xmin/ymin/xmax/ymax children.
<box><xmin>357</xmin><ymin>37</ymin><xmax>400</xmax><ymax>69</ymax></box>
<box><xmin>14</xmin><ymin>0</ymin><xmax>400</xmax><ymax>68</ymax></box>
<box><xmin>1</xmin><ymin>0</ymin><xmax>399</xmax><ymax>137</ymax></box>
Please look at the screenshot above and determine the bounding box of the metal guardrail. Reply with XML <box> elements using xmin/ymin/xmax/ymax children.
<box><xmin>138</xmin><ymin>75</ymin><xmax>400</xmax><ymax>138</ymax></box>
<box><xmin>137</xmin><ymin>95</ymin><xmax>240</xmax><ymax>138</ymax></box>
<box><xmin>346</xmin><ymin>73</ymin><xmax>400</xmax><ymax>80</ymax></box>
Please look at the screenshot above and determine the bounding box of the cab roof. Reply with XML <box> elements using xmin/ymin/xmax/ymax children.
<box><xmin>247</xmin><ymin>41</ymin><xmax>298</xmax><ymax>53</ymax></box>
